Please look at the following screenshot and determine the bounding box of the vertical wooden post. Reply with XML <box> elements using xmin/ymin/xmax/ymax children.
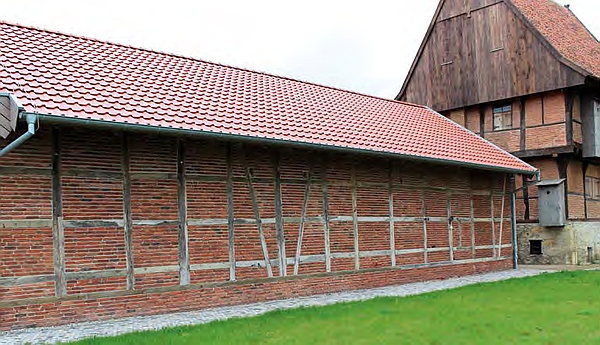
<box><xmin>457</xmin><ymin>220</ymin><xmax>463</xmax><ymax>248</ymax></box>
<box><xmin>351</xmin><ymin>164</ymin><xmax>360</xmax><ymax>270</ymax></box>
<box><xmin>479</xmin><ymin>106</ymin><xmax>485</xmax><ymax>138</ymax></box>
<box><xmin>244</xmin><ymin>162</ymin><xmax>273</xmax><ymax>277</ymax></box>
<box><xmin>293</xmin><ymin>164</ymin><xmax>312</xmax><ymax>275</ymax></box>
<box><xmin>51</xmin><ymin>127</ymin><xmax>66</xmax><ymax>297</ymax></box>
<box><xmin>226</xmin><ymin>144</ymin><xmax>236</xmax><ymax>281</ymax></box>
<box><xmin>522</xmin><ymin>175</ymin><xmax>530</xmax><ymax>220</ymax></box>
<box><xmin>490</xmin><ymin>185</ymin><xmax>496</xmax><ymax>259</ymax></box>
<box><xmin>470</xmin><ymin>191</ymin><xmax>476</xmax><ymax>259</ymax></box>
<box><xmin>557</xmin><ymin>155</ymin><xmax>570</xmax><ymax>219</ymax></box>
<box><xmin>447</xmin><ymin>192</ymin><xmax>454</xmax><ymax>262</ymax></box>
<box><xmin>498</xmin><ymin>174</ymin><xmax>507</xmax><ymax>257</ymax></box>
<box><xmin>388</xmin><ymin>162</ymin><xmax>396</xmax><ymax>266</ymax></box>
<box><xmin>273</xmin><ymin>152</ymin><xmax>287</xmax><ymax>276</ymax></box>
<box><xmin>421</xmin><ymin>190</ymin><xmax>428</xmax><ymax>264</ymax></box>
<box><xmin>321</xmin><ymin>162</ymin><xmax>331</xmax><ymax>273</ymax></box>
<box><xmin>565</xmin><ymin>91</ymin><xmax>574</xmax><ymax>145</ymax></box>
<box><xmin>583</xmin><ymin>162</ymin><xmax>589</xmax><ymax>219</ymax></box>
<box><xmin>121</xmin><ymin>132</ymin><xmax>135</xmax><ymax>290</ymax></box>
<box><xmin>177</xmin><ymin>140</ymin><xmax>190</xmax><ymax>285</ymax></box>
<box><xmin>519</xmin><ymin>98</ymin><xmax>526</xmax><ymax>151</ymax></box>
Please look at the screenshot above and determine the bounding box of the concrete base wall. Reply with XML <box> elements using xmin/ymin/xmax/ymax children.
<box><xmin>518</xmin><ymin>222</ymin><xmax>600</xmax><ymax>265</ymax></box>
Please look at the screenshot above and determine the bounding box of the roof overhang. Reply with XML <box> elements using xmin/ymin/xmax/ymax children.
<box><xmin>28</xmin><ymin>112</ymin><xmax>538</xmax><ymax>176</ymax></box>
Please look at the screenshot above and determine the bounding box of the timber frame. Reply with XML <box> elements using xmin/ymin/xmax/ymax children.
<box><xmin>0</xmin><ymin>126</ymin><xmax>513</xmax><ymax>300</ymax></box>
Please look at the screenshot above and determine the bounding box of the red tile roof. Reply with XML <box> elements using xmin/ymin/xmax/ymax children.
<box><xmin>0</xmin><ymin>21</ymin><xmax>535</xmax><ymax>174</ymax></box>
<box><xmin>509</xmin><ymin>0</ymin><xmax>600</xmax><ymax>78</ymax></box>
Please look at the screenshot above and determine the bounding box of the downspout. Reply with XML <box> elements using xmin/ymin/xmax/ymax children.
<box><xmin>510</xmin><ymin>176</ymin><xmax>518</xmax><ymax>269</ymax></box>
<box><xmin>510</xmin><ymin>169</ymin><xmax>540</xmax><ymax>269</ymax></box>
<box><xmin>0</xmin><ymin>113</ymin><xmax>38</xmax><ymax>157</ymax></box>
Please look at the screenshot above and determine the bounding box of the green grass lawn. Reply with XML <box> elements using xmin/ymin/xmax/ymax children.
<box><xmin>69</xmin><ymin>270</ymin><xmax>600</xmax><ymax>344</ymax></box>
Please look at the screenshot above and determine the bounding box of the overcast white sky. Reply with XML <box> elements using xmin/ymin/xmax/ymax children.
<box><xmin>1</xmin><ymin>0</ymin><xmax>598</xmax><ymax>98</ymax></box>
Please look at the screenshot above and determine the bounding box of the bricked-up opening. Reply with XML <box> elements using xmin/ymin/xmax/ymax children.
<box><xmin>530</xmin><ymin>240</ymin><xmax>543</xmax><ymax>255</ymax></box>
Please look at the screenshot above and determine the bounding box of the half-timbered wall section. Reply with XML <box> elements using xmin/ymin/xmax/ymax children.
<box><xmin>0</xmin><ymin>126</ymin><xmax>512</xmax><ymax>330</ymax></box>
<box><xmin>396</xmin><ymin>0</ymin><xmax>600</xmax><ymax>265</ymax></box>
<box><xmin>445</xmin><ymin>90</ymin><xmax>569</xmax><ymax>154</ymax></box>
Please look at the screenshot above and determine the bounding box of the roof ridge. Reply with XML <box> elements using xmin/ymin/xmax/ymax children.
<box><xmin>0</xmin><ymin>20</ymin><xmax>425</xmax><ymax>110</ymax></box>
<box><xmin>562</xmin><ymin>2</ymin><xmax>600</xmax><ymax>43</ymax></box>
<box><xmin>504</xmin><ymin>0</ymin><xmax>600</xmax><ymax>78</ymax></box>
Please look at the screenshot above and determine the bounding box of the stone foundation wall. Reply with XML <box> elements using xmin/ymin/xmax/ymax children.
<box><xmin>517</xmin><ymin>221</ymin><xmax>600</xmax><ymax>265</ymax></box>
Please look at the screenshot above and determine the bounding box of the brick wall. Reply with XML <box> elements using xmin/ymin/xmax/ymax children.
<box><xmin>446</xmin><ymin>91</ymin><xmax>594</xmax><ymax>222</ymax></box>
<box><xmin>0</xmin><ymin>125</ymin><xmax>513</xmax><ymax>330</ymax></box>
<box><xmin>457</xmin><ymin>91</ymin><xmax>567</xmax><ymax>153</ymax></box>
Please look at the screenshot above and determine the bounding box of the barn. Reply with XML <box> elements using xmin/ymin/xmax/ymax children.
<box><xmin>0</xmin><ymin>22</ymin><xmax>536</xmax><ymax>330</ymax></box>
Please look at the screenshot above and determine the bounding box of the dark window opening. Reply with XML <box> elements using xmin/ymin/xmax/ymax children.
<box><xmin>493</xmin><ymin>104</ymin><xmax>513</xmax><ymax>130</ymax></box>
<box><xmin>530</xmin><ymin>240</ymin><xmax>543</xmax><ymax>255</ymax></box>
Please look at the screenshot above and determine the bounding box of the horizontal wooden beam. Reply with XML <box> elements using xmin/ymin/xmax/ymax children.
<box><xmin>0</xmin><ymin>244</ymin><xmax>513</xmax><ymax>288</ymax></box>
<box><xmin>0</xmin><ymin>255</ymin><xmax>512</xmax><ymax>308</ymax></box>
<box><xmin>134</xmin><ymin>265</ymin><xmax>179</xmax><ymax>275</ymax></box>
<box><xmin>62</xmin><ymin>169</ymin><xmax>122</xmax><ymax>180</ymax></box>
<box><xmin>0</xmin><ymin>166</ymin><xmax>51</xmax><ymax>176</ymax></box>
<box><xmin>512</xmin><ymin>145</ymin><xmax>575</xmax><ymax>158</ymax></box>
<box><xmin>0</xmin><ymin>216</ymin><xmax>509</xmax><ymax>230</ymax></box>
<box><xmin>0</xmin><ymin>165</ymin><xmax>508</xmax><ymax>197</ymax></box>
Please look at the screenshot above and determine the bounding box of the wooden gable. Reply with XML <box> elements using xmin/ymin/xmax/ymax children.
<box><xmin>397</xmin><ymin>0</ymin><xmax>587</xmax><ymax>112</ymax></box>
<box><xmin>0</xmin><ymin>94</ymin><xmax>19</xmax><ymax>139</ymax></box>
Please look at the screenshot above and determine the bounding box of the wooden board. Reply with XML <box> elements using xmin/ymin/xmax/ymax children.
<box><xmin>399</xmin><ymin>1</ymin><xmax>586</xmax><ymax>112</ymax></box>
<box><xmin>0</xmin><ymin>94</ymin><xmax>18</xmax><ymax>139</ymax></box>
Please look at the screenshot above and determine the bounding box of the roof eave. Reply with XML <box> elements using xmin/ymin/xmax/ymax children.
<box><xmin>26</xmin><ymin>112</ymin><xmax>537</xmax><ymax>176</ymax></box>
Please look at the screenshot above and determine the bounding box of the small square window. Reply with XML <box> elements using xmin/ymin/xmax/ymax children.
<box><xmin>493</xmin><ymin>104</ymin><xmax>512</xmax><ymax>131</ymax></box>
<box><xmin>530</xmin><ymin>240</ymin><xmax>543</xmax><ymax>255</ymax></box>
<box><xmin>585</xmin><ymin>176</ymin><xmax>600</xmax><ymax>199</ymax></box>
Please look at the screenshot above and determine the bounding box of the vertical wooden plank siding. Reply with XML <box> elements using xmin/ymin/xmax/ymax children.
<box><xmin>351</xmin><ymin>164</ymin><xmax>360</xmax><ymax>270</ymax></box>
<box><xmin>226</xmin><ymin>144</ymin><xmax>236</xmax><ymax>281</ymax></box>
<box><xmin>51</xmin><ymin>127</ymin><xmax>67</xmax><ymax>297</ymax></box>
<box><xmin>273</xmin><ymin>153</ymin><xmax>287</xmax><ymax>276</ymax></box>
<box><xmin>447</xmin><ymin>192</ymin><xmax>454</xmax><ymax>262</ymax></box>
<box><xmin>421</xmin><ymin>190</ymin><xmax>428</xmax><ymax>264</ymax></box>
<box><xmin>177</xmin><ymin>140</ymin><xmax>190</xmax><ymax>286</ymax></box>
<box><xmin>293</xmin><ymin>165</ymin><xmax>312</xmax><ymax>275</ymax></box>
<box><xmin>321</xmin><ymin>163</ymin><xmax>331</xmax><ymax>273</ymax></box>
<box><xmin>121</xmin><ymin>133</ymin><xmax>135</xmax><ymax>290</ymax></box>
<box><xmin>388</xmin><ymin>162</ymin><xmax>396</xmax><ymax>266</ymax></box>
<box><xmin>245</xmin><ymin>165</ymin><xmax>273</xmax><ymax>277</ymax></box>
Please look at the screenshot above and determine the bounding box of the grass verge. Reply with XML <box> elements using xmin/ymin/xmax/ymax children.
<box><xmin>69</xmin><ymin>270</ymin><xmax>600</xmax><ymax>344</ymax></box>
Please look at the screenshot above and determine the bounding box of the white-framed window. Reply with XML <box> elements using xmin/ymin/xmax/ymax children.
<box><xmin>492</xmin><ymin>104</ymin><xmax>512</xmax><ymax>131</ymax></box>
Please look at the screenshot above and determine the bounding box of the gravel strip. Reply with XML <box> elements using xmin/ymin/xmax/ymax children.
<box><xmin>0</xmin><ymin>268</ymin><xmax>555</xmax><ymax>345</ymax></box>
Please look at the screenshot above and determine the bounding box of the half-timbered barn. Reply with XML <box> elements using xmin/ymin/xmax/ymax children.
<box><xmin>398</xmin><ymin>0</ymin><xmax>600</xmax><ymax>265</ymax></box>
<box><xmin>0</xmin><ymin>22</ymin><xmax>535</xmax><ymax>330</ymax></box>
